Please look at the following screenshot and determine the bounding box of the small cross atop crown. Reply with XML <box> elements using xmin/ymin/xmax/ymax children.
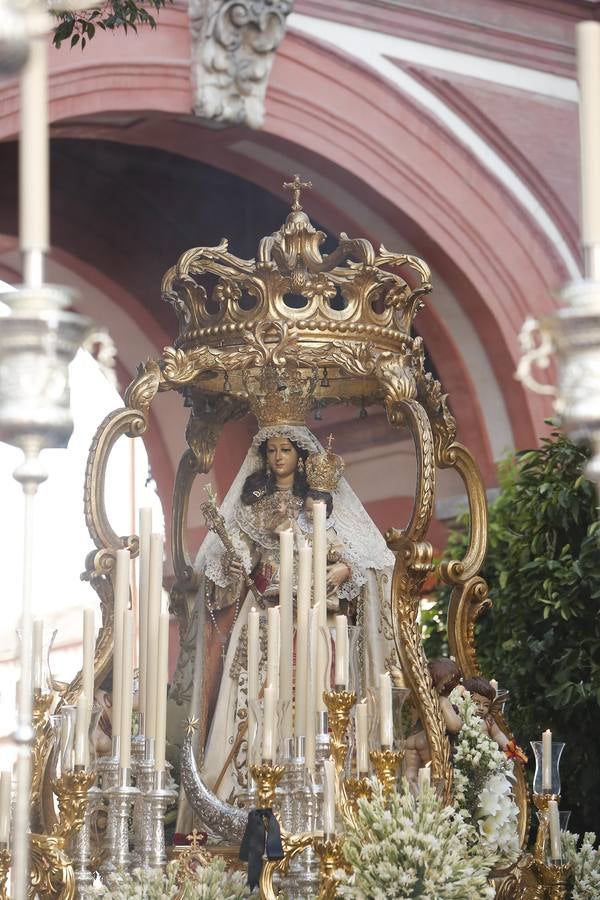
<box><xmin>283</xmin><ymin>174</ymin><xmax>312</xmax><ymax>211</ymax></box>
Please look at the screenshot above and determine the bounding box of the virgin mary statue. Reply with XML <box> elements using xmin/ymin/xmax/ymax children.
<box><xmin>167</xmin><ymin>388</ymin><xmax>395</xmax><ymax>817</ymax></box>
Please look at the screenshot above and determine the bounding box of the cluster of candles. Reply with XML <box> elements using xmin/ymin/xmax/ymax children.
<box><xmin>246</xmin><ymin>500</ymin><xmax>395</xmax><ymax>772</ymax></box>
<box><xmin>0</xmin><ymin>508</ymin><xmax>169</xmax><ymax>848</ymax></box>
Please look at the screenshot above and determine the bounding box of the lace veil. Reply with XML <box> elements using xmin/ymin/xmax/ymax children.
<box><xmin>198</xmin><ymin>424</ymin><xmax>394</xmax><ymax>585</ymax></box>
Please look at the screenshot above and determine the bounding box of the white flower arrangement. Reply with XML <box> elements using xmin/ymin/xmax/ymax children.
<box><xmin>450</xmin><ymin>688</ymin><xmax>520</xmax><ymax>866</ymax></box>
<box><xmin>338</xmin><ymin>779</ymin><xmax>496</xmax><ymax>899</ymax></box>
<box><xmin>562</xmin><ymin>831</ymin><xmax>600</xmax><ymax>899</ymax></box>
<box><xmin>90</xmin><ymin>856</ymin><xmax>250</xmax><ymax>899</ymax></box>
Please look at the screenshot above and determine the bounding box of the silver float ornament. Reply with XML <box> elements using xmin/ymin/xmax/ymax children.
<box><xmin>0</xmin><ymin>285</ymin><xmax>91</xmax><ymax>457</ymax></box>
<box><xmin>548</xmin><ymin>276</ymin><xmax>600</xmax><ymax>484</ymax></box>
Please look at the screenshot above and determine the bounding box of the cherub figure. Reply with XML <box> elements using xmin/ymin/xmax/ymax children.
<box><xmin>404</xmin><ymin>658</ymin><xmax>463</xmax><ymax>793</ymax></box>
<box><xmin>463</xmin><ymin>675</ymin><xmax>509</xmax><ymax>750</ymax></box>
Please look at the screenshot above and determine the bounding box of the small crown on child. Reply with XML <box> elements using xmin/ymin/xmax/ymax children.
<box><xmin>305</xmin><ymin>435</ymin><xmax>344</xmax><ymax>493</ymax></box>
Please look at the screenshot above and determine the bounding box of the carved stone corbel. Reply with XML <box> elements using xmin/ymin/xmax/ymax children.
<box><xmin>189</xmin><ymin>0</ymin><xmax>294</xmax><ymax>128</ymax></box>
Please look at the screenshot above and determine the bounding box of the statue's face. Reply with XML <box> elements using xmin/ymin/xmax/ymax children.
<box><xmin>471</xmin><ymin>692</ymin><xmax>491</xmax><ymax>718</ymax></box>
<box><xmin>265</xmin><ymin>437</ymin><xmax>299</xmax><ymax>480</ymax></box>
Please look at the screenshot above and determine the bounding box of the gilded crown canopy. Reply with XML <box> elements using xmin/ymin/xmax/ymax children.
<box><xmin>157</xmin><ymin>178</ymin><xmax>441</xmax><ymax>423</ymax></box>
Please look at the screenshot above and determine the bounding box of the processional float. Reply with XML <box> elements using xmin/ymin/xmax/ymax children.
<box><xmin>18</xmin><ymin>178</ymin><xmax>573</xmax><ymax>899</ymax></box>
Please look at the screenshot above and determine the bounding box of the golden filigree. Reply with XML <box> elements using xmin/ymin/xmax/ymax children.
<box><xmin>123</xmin><ymin>358</ymin><xmax>162</xmax><ymax>415</ymax></box>
<box><xmin>30</xmin><ymin>691</ymin><xmax>53</xmax><ymax>833</ymax></box>
<box><xmin>323</xmin><ymin>690</ymin><xmax>356</xmax><ymax>771</ymax></box>
<box><xmin>259</xmin><ymin>831</ymin><xmax>315</xmax><ymax>900</ymax></box>
<box><xmin>29</xmin><ymin>832</ymin><xmax>76</xmax><ymax>900</ymax></box>
<box><xmin>370</xmin><ymin>749</ymin><xmax>404</xmax><ymax>797</ymax></box>
<box><xmin>313</xmin><ymin>835</ymin><xmax>350</xmax><ymax>900</ymax></box>
<box><xmin>51</xmin><ymin>770</ymin><xmax>96</xmax><ymax>842</ymax></box>
<box><xmin>0</xmin><ymin>848</ymin><xmax>10</xmax><ymax>900</ymax></box>
<box><xmin>249</xmin><ymin>762</ymin><xmax>285</xmax><ymax>809</ymax></box>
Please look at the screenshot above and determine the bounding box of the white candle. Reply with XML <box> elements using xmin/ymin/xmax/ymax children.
<box><xmin>379</xmin><ymin>672</ymin><xmax>393</xmax><ymax>748</ymax></box>
<box><xmin>305</xmin><ymin>606</ymin><xmax>318</xmax><ymax>771</ymax></box>
<box><xmin>294</xmin><ymin>541</ymin><xmax>312</xmax><ymax>738</ymax></box>
<box><xmin>19</xmin><ymin>34</ymin><xmax>49</xmax><ymax>262</ymax></box>
<box><xmin>266</xmin><ymin>606</ymin><xmax>280</xmax><ymax>696</ymax></box>
<box><xmin>145</xmin><ymin>533</ymin><xmax>164</xmax><ymax>740</ymax></box>
<box><xmin>322</xmin><ymin>758</ymin><xmax>336</xmax><ymax>836</ymax></box>
<box><xmin>262</xmin><ymin>684</ymin><xmax>277</xmax><ymax>762</ymax></box>
<box><xmin>82</xmin><ymin>608</ymin><xmax>95</xmax><ymax>716</ymax></box>
<box><xmin>335</xmin><ymin>615</ymin><xmax>348</xmax><ymax>689</ymax></box>
<box><xmin>112</xmin><ymin>549</ymin><xmax>130</xmax><ymax>740</ymax></box>
<box><xmin>489</xmin><ymin>679</ymin><xmax>498</xmax><ymax>695</ymax></box>
<box><xmin>138</xmin><ymin>507</ymin><xmax>152</xmax><ymax>731</ymax></box>
<box><xmin>356</xmin><ymin>700</ymin><xmax>369</xmax><ymax>775</ymax></box>
<box><xmin>0</xmin><ymin>772</ymin><xmax>11</xmax><ymax>844</ymax></box>
<box><xmin>548</xmin><ymin>799</ymin><xmax>562</xmax><ymax>860</ymax></box>
<box><xmin>576</xmin><ymin>23</ymin><xmax>600</xmax><ymax>250</ymax></box>
<box><xmin>247</xmin><ymin>607</ymin><xmax>260</xmax><ymax>704</ymax></box>
<box><xmin>312</xmin><ymin>500</ymin><xmax>327</xmax><ymax>607</ymax></box>
<box><xmin>542</xmin><ymin>729</ymin><xmax>552</xmax><ymax>791</ymax></box>
<box><xmin>32</xmin><ymin>619</ymin><xmax>43</xmax><ymax>691</ymax></box>
<box><xmin>154</xmin><ymin>612</ymin><xmax>170</xmax><ymax>773</ymax></box>
<box><xmin>74</xmin><ymin>694</ymin><xmax>88</xmax><ymax>768</ymax></box>
<box><xmin>119</xmin><ymin>610</ymin><xmax>134</xmax><ymax>770</ymax></box>
<box><xmin>418</xmin><ymin>766</ymin><xmax>431</xmax><ymax>794</ymax></box>
<box><xmin>278</xmin><ymin>529</ymin><xmax>294</xmax><ymax>739</ymax></box>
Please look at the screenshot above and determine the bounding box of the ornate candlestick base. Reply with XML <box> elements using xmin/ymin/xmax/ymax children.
<box><xmin>53</xmin><ymin>768</ymin><xmax>97</xmax><ymax>842</ymax></box>
<box><xmin>71</xmin><ymin>784</ymin><xmax>100</xmax><ymax>892</ymax></box>
<box><xmin>249</xmin><ymin>762</ymin><xmax>285</xmax><ymax>809</ymax></box>
<box><xmin>133</xmin><ymin>740</ymin><xmax>155</xmax><ymax>859</ymax></box>
<box><xmin>313</xmin><ymin>835</ymin><xmax>348</xmax><ymax>900</ymax></box>
<box><xmin>0</xmin><ymin>846</ymin><xmax>10</xmax><ymax>900</ymax></box>
<box><xmin>323</xmin><ymin>690</ymin><xmax>356</xmax><ymax>770</ymax></box>
<box><xmin>370</xmin><ymin>749</ymin><xmax>403</xmax><ymax>797</ymax></box>
<box><xmin>104</xmin><ymin>771</ymin><xmax>139</xmax><ymax>873</ymax></box>
<box><xmin>141</xmin><ymin>770</ymin><xmax>176</xmax><ymax>870</ymax></box>
<box><xmin>341</xmin><ymin>776</ymin><xmax>373</xmax><ymax>828</ymax></box>
<box><xmin>536</xmin><ymin>858</ymin><xmax>572</xmax><ymax>900</ymax></box>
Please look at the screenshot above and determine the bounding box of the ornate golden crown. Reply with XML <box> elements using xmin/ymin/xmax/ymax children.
<box><xmin>305</xmin><ymin>439</ymin><xmax>345</xmax><ymax>493</ymax></box>
<box><xmin>159</xmin><ymin>175</ymin><xmax>432</xmax><ymax>415</ymax></box>
<box><xmin>243</xmin><ymin>364</ymin><xmax>318</xmax><ymax>428</ymax></box>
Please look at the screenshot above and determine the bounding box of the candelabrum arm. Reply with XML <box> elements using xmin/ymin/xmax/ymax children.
<box><xmin>180</xmin><ymin>722</ymin><xmax>247</xmax><ymax>841</ymax></box>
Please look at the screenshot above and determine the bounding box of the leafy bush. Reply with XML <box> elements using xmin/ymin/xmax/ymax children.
<box><xmin>426</xmin><ymin>431</ymin><xmax>600</xmax><ymax>834</ymax></box>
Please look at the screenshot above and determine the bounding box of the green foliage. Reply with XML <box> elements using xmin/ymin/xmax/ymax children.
<box><xmin>426</xmin><ymin>430</ymin><xmax>600</xmax><ymax>834</ymax></box>
<box><xmin>52</xmin><ymin>0</ymin><xmax>169</xmax><ymax>51</ymax></box>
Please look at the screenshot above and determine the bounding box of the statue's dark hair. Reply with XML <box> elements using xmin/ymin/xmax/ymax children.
<box><xmin>241</xmin><ymin>438</ymin><xmax>309</xmax><ymax>506</ymax></box>
<box><xmin>463</xmin><ymin>675</ymin><xmax>496</xmax><ymax>703</ymax></box>
<box><xmin>427</xmin><ymin>658</ymin><xmax>462</xmax><ymax>697</ymax></box>
<box><xmin>306</xmin><ymin>488</ymin><xmax>333</xmax><ymax>517</ymax></box>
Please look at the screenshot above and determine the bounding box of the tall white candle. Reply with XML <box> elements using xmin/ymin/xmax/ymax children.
<box><xmin>576</xmin><ymin>23</ymin><xmax>600</xmax><ymax>251</ymax></box>
<box><xmin>322</xmin><ymin>758</ymin><xmax>336</xmax><ymax>836</ymax></box>
<box><xmin>154</xmin><ymin>612</ymin><xmax>169</xmax><ymax>773</ymax></box>
<box><xmin>0</xmin><ymin>772</ymin><xmax>11</xmax><ymax>845</ymax></box>
<box><xmin>548</xmin><ymin>799</ymin><xmax>562</xmax><ymax>860</ymax></box>
<box><xmin>312</xmin><ymin>500</ymin><xmax>327</xmax><ymax>607</ymax></box>
<box><xmin>112</xmin><ymin>549</ymin><xmax>130</xmax><ymax>740</ymax></box>
<box><xmin>278</xmin><ymin>529</ymin><xmax>294</xmax><ymax>739</ymax></box>
<box><xmin>19</xmin><ymin>34</ymin><xmax>49</xmax><ymax>264</ymax></box>
<box><xmin>266</xmin><ymin>606</ymin><xmax>280</xmax><ymax>696</ymax></box>
<box><xmin>247</xmin><ymin>608</ymin><xmax>260</xmax><ymax>704</ymax></box>
<box><xmin>145</xmin><ymin>533</ymin><xmax>164</xmax><ymax>740</ymax></box>
<box><xmin>138</xmin><ymin>507</ymin><xmax>152</xmax><ymax>731</ymax></box>
<box><xmin>119</xmin><ymin>610</ymin><xmax>134</xmax><ymax>770</ymax></box>
<box><xmin>294</xmin><ymin>541</ymin><xmax>312</xmax><ymax>738</ymax></box>
<box><xmin>542</xmin><ymin>729</ymin><xmax>552</xmax><ymax>791</ymax></box>
<box><xmin>32</xmin><ymin>619</ymin><xmax>43</xmax><ymax>691</ymax></box>
<box><xmin>262</xmin><ymin>684</ymin><xmax>277</xmax><ymax>762</ymax></box>
<box><xmin>82</xmin><ymin>609</ymin><xmax>95</xmax><ymax>716</ymax></box>
<box><xmin>305</xmin><ymin>606</ymin><xmax>318</xmax><ymax>771</ymax></box>
<box><xmin>74</xmin><ymin>694</ymin><xmax>88</xmax><ymax>768</ymax></box>
<box><xmin>313</xmin><ymin>501</ymin><xmax>328</xmax><ymax>712</ymax></box>
<box><xmin>379</xmin><ymin>672</ymin><xmax>393</xmax><ymax>748</ymax></box>
<box><xmin>356</xmin><ymin>700</ymin><xmax>369</xmax><ymax>775</ymax></box>
<box><xmin>335</xmin><ymin>615</ymin><xmax>348</xmax><ymax>689</ymax></box>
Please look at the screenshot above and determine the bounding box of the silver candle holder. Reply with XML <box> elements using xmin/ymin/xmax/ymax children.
<box><xmin>141</xmin><ymin>769</ymin><xmax>176</xmax><ymax>870</ymax></box>
<box><xmin>104</xmin><ymin>768</ymin><xmax>139</xmax><ymax>873</ymax></box>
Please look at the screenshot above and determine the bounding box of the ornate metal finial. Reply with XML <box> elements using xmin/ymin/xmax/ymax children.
<box><xmin>283</xmin><ymin>174</ymin><xmax>312</xmax><ymax>211</ymax></box>
<box><xmin>186</xmin><ymin>829</ymin><xmax>204</xmax><ymax>849</ymax></box>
